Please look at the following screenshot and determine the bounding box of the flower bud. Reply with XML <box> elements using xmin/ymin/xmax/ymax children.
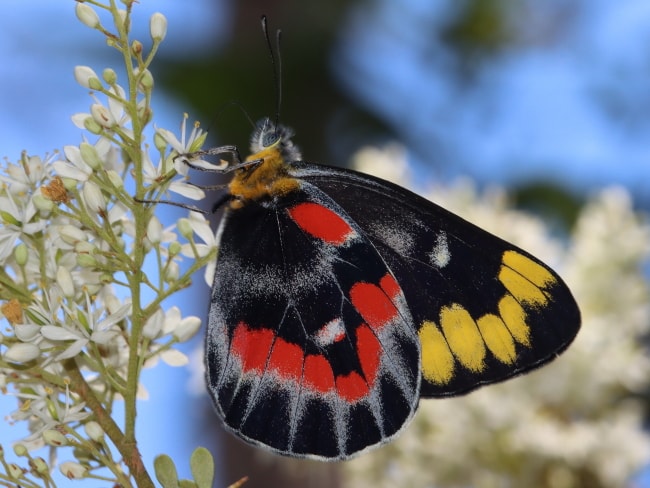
<box><xmin>79</xmin><ymin>142</ymin><xmax>103</xmax><ymax>170</ymax></box>
<box><xmin>74</xmin><ymin>66</ymin><xmax>101</xmax><ymax>90</ymax></box>
<box><xmin>7</xmin><ymin>463</ymin><xmax>24</xmax><ymax>479</ymax></box>
<box><xmin>103</xmin><ymin>68</ymin><xmax>117</xmax><ymax>85</ymax></box>
<box><xmin>43</xmin><ymin>430</ymin><xmax>68</xmax><ymax>447</ymax></box>
<box><xmin>90</xmin><ymin>104</ymin><xmax>116</xmax><ymax>129</ymax></box>
<box><xmin>60</xmin><ymin>461</ymin><xmax>87</xmax><ymax>479</ymax></box>
<box><xmin>84</xmin><ymin>421</ymin><xmax>104</xmax><ymax>442</ymax></box>
<box><xmin>4</xmin><ymin>343</ymin><xmax>40</xmax><ymax>363</ymax></box>
<box><xmin>14</xmin><ymin>243</ymin><xmax>28</xmax><ymax>266</ymax></box>
<box><xmin>31</xmin><ymin>457</ymin><xmax>49</xmax><ymax>476</ymax></box>
<box><xmin>150</xmin><ymin>12</ymin><xmax>167</xmax><ymax>42</ymax></box>
<box><xmin>75</xmin><ymin>3</ymin><xmax>100</xmax><ymax>28</ymax></box>
<box><xmin>56</xmin><ymin>266</ymin><xmax>75</xmax><ymax>298</ymax></box>
<box><xmin>13</xmin><ymin>444</ymin><xmax>27</xmax><ymax>457</ymax></box>
<box><xmin>177</xmin><ymin>218</ymin><xmax>192</xmax><ymax>239</ymax></box>
<box><xmin>59</xmin><ymin>224</ymin><xmax>86</xmax><ymax>245</ymax></box>
<box><xmin>82</xmin><ymin>181</ymin><xmax>106</xmax><ymax>213</ymax></box>
<box><xmin>147</xmin><ymin>216</ymin><xmax>162</xmax><ymax>244</ymax></box>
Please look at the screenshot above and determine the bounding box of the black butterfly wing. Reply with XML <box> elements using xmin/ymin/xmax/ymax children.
<box><xmin>205</xmin><ymin>188</ymin><xmax>421</xmax><ymax>460</ymax></box>
<box><xmin>292</xmin><ymin>161</ymin><xmax>581</xmax><ymax>397</ymax></box>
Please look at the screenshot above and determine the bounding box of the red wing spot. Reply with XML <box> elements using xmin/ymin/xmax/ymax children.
<box><xmin>288</xmin><ymin>202</ymin><xmax>354</xmax><ymax>245</ymax></box>
<box><xmin>230</xmin><ymin>322</ymin><xmax>274</xmax><ymax>373</ymax></box>
<box><xmin>304</xmin><ymin>354</ymin><xmax>335</xmax><ymax>393</ymax></box>
<box><xmin>268</xmin><ymin>338</ymin><xmax>304</xmax><ymax>381</ymax></box>
<box><xmin>350</xmin><ymin>282</ymin><xmax>399</xmax><ymax>330</ymax></box>
<box><xmin>336</xmin><ymin>371</ymin><xmax>369</xmax><ymax>403</ymax></box>
<box><xmin>380</xmin><ymin>273</ymin><xmax>401</xmax><ymax>300</ymax></box>
<box><xmin>356</xmin><ymin>324</ymin><xmax>381</xmax><ymax>385</ymax></box>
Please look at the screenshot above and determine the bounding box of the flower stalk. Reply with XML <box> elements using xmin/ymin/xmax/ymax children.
<box><xmin>0</xmin><ymin>2</ymin><xmax>216</xmax><ymax>486</ymax></box>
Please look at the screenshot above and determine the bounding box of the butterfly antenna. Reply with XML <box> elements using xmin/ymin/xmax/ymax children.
<box><xmin>210</xmin><ymin>99</ymin><xmax>256</xmax><ymax>132</ymax></box>
<box><xmin>260</xmin><ymin>15</ymin><xmax>283</xmax><ymax>137</ymax></box>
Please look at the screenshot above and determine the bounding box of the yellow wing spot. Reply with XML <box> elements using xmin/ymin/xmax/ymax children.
<box><xmin>476</xmin><ymin>314</ymin><xmax>517</xmax><ymax>364</ymax></box>
<box><xmin>419</xmin><ymin>321</ymin><xmax>455</xmax><ymax>385</ymax></box>
<box><xmin>498</xmin><ymin>294</ymin><xmax>531</xmax><ymax>347</ymax></box>
<box><xmin>502</xmin><ymin>250</ymin><xmax>557</xmax><ymax>289</ymax></box>
<box><xmin>498</xmin><ymin>266</ymin><xmax>549</xmax><ymax>307</ymax></box>
<box><xmin>228</xmin><ymin>147</ymin><xmax>300</xmax><ymax>205</ymax></box>
<box><xmin>439</xmin><ymin>304</ymin><xmax>486</xmax><ymax>372</ymax></box>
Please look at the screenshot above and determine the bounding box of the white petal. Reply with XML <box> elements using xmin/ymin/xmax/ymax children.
<box><xmin>189</xmin><ymin>213</ymin><xmax>215</xmax><ymax>245</ymax></box>
<box><xmin>90</xmin><ymin>329</ymin><xmax>119</xmax><ymax>345</ymax></box>
<box><xmin>71</xmin><ymin>113</ymin><xmax>92</xmax><ymax>129</ymax></box>
<box><xmin>161</xmin><ymin>348</ymin><xmax>189</xmax><ymax>367</ymax></box>
<box><xmin>168</xmin><ymin>180</ymin><xmax>205</xmax><ymax>200</ymax></box>
<box><xmin>14</xmin><ymin>324</ymin><xmax>41</xmax><ymax>342</ymax></box>
<box><xmin>173</xmin><ymin>316</ymin><xmax>201</xmax><ymax>342</ymax></box>
<box><xmin>40</xmin><ymin>325</ymin><xmax>83</xmax><ymax>341</ymax></box>
<box><xmin>4</xmin><ymin>343</ymin><xmax>40</xmax><ymax>363</ymax></box>
<box><xmin>56</xmin><ymin>339</ymin><xmax>87</xmax><ymax>359</ymax></box>
<box><xmin>161</xmin><ymin>306</ymin><xmax>181</xmax><ymax>335</ymax></box>
<box><xmin>56</xmin><ymin>266</ymin><xmax>75</xmax><ymax>298</ymax></box>
<box><xmin>143</xmin><ymin>309</ymin><xmax>164</xmax><ymax>339</ymax></box>
<box><xmin>204</xmin><ymin>259</ymin><xmax>216</xmax><ymax>286</ymax></box>
<box><xmin>147</xmin><ymin>216</ymin><xmax>163</xmax><ymax>244</ymax></box>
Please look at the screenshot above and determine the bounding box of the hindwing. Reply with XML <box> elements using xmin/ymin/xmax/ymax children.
<box><xmin>205</xmin><ymin>187</ymin><xmax>421</xmax><ymax>460</ymax></box>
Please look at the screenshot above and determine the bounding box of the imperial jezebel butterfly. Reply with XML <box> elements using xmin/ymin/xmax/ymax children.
<box><xmin>180</xmin><ymin>116</ymin><xmax>581</xmax><ymax>461</ymax></box>
<box><xmin>177</xmin><ymin>16</ymin><xmax>581</xmax><ymax>461</ymax></box>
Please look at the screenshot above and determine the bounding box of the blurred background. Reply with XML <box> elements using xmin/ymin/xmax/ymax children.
<box><xmin>2</xmin><ymin>0</ymin><xmax>650</xmax><ymax>486</ymax></box>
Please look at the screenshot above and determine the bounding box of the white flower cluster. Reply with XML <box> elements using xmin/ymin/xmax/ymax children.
<box><xmin>344</xmin><ymin>147</ymin><xmax>650</xmax><ymax>488</ymax></box>
<box><xmin>0</xmin><ymin>6</ymin><xmax>217</xmax><ymax>486</ymax></box>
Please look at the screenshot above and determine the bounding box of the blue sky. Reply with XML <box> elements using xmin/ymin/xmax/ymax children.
<box><xmin>333</xmin><ymin>0</ymin><xmax>650</xmax><ymax>200</ymax></box>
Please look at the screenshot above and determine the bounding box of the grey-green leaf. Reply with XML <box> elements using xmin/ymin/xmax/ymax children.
<box><xmin>190</xmin><ymin>447</ymin><xmax>215</xmax><ymax>488</ymax></box>
<box><xmin>154</xmin><ymin>454</ymin><xmax>179</xmax><ymax>488</ymax></box>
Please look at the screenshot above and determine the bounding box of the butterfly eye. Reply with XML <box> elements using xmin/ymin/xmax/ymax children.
<box><xmin>262</xmin><ymin>131</ymin><xmax>280</xmax><ymax>148</ymax></box>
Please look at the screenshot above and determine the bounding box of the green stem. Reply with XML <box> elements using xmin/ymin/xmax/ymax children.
<box><xmin>62</xmin><ymin>358</ymin><xmax>153</xmax><ymax>488</ymax></box>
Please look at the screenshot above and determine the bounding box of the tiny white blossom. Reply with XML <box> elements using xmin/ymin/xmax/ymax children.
<box><xmin>141</xmin><ymin>150</ymin><xmax>205</xmax><ymax>200</ymax></box>
<box><xmin>91</xmin><ymin>103</ymin><xmax>116</xmax><ymax>128</ymax></box>
<box><xmin>0</xmin><ymin>154</ymin><xmax>50</xmax><ymax>194</ymax></box>
<box><xmin>54</xmin><ymin>146</ymin><xmax>94</xmax><ymax>182</ymax></box>
<box><xmin>157</xmin><ymin>114</ymin><xmax>207</xmax><ymax>156</ymax></box>
<box><xmin>0</xmin><ymin>193</ymin><xmax>47</xmax><ymax>262</ymax></box>
<box><xmin>40</xmin><ymin>293</ymin><xmax>129</xmax><ymax>361</ymax></box>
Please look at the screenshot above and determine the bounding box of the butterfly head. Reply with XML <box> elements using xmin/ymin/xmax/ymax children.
<box><xmin>250</xmin><ymin>117</ymin><xmax>302</xmax><ymax>163</ymax></box>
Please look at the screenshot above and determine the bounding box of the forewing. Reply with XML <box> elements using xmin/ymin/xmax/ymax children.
<box><xmin>205</xmin><ymin>190</ymin><xmax>421</xmax><ymax>460</ymax></box>
<box><xmin>293</xmin><ymin>162</ymin><xmax>581</xmax><ymax>397</ymax></box>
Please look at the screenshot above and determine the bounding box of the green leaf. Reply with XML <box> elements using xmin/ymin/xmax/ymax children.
<box><xmin>154</xmin><ymin>454</ymin><xmax>179</xmax><ymax>488</ymax></box>
<box><xmin>190</xmin><ymin>447</ymin><xmax>215</xmax><ymax>488</ymax></box>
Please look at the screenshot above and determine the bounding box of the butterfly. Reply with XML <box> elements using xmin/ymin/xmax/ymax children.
<box><xmin>183</xmin><ymin>116</ymin><xmax>581</xmax><ymax>461</ymax></box>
